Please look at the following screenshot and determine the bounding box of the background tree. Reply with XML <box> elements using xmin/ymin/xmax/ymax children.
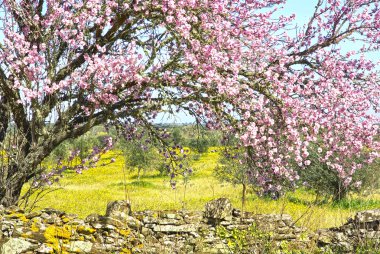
<box><xmin>214</xmin><ymin>147</ymin><xmax>251</xmax><ymax>210</ymax></box>
<box><xmin>171</xmin><ymin>127</ymin><xmax>184</xmax><ymax>147</ymax></box>
<box><xmin>0</xmin><ymin>0</ymin><xmax>380</xmax><ymax>207</ymax></box>
<box><xmin>181</xmin><ymin>125</ymin><xmax>222</xmax><ymax>153</ymax></box>
<box><xmin>119</xmin><ymin>132</ymin><xmax>158</xmax><ymax>180</ymax></box>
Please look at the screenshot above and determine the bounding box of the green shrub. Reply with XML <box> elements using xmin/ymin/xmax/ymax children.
<box><xmin>297</xmin><ymin>146</ymin><xmax>380</xmax><ymax>201</ymax></box>
<box><xmin>216</xmin><ymin>224</ymin><xmax>273</xmax><ymax>253</ymax></box>
<box><xmin>216</xmin><ymin>224</ymin><xmax>314</xmax><ymax>253</ymax></box>
<box><xmin>355</xmin><ymin>238</ymin><xmax>380</xmax><ymax>254</ymax></box>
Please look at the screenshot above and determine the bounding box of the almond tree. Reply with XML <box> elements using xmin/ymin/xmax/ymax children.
<box><xmin>0</xmin><ymin>0</ymin><xmax>380</xmax><ymax>207</ymax></box>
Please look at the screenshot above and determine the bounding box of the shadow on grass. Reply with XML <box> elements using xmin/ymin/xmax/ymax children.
<box><xmin>332</xmin><ymin>198</ymin><xmax>380</xmax><ymax>210</ymax></box>
<box><xmin>129</xmin><ymin>174</ymin><xmax>165</xmax><ymax>180</ymax></box>
<box><xmin>286</xmin><ymin>194</ymin><xmax>380</xmax><ymax>210</ymax></box>
<box><xmin>108</xmin><ymin>180</ymin><xmax>158</xmax><ymax>189</ymax></box>
<box><xmin>286</xmin><ymin>195</ymin><xmax>330</xmax><ymax>207</ymax></box>
<box><xmin>286</xmin><ymin>196</ymin><xmax>313</xmax><ymax>206</ymax></box>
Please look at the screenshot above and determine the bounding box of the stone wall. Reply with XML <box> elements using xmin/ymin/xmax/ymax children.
<box><xmin>317</xmin><ymin>209</ymin><xmax>380</xmax><ymax>252</ymax></box>
<box><xmin>0</xmin><ymin>198</ymin><xmax>379</xmax><ymax>253</ymax></box>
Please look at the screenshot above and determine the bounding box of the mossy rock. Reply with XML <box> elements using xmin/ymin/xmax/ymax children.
<box><xmin>22</xmin><ymin>231</ymin><xmax>47</xmax><ymax>242</ymax></box>
<box><xmin>44</xmin><ymin>224</ymin><xmax>76</xmax><ymax>253</ymax></box>
<box><xmin>77</xmin><ymin>225</ymin><xmax>96</xmax><ymax>235</ymax></box>
<box><xmin>6</xmin><ymin>213</ymin><xmax>28</xmax><ymax>222</ymax></box>
<box><xmin>44</xmin><ymin>225</ymin><xmax>75</xmax><ymax>241</ymax></box>
<box><xmin>118</xmin><ymin>229</ymin><xmax>131</xmax><ymax>237</ymax></box>
<box><xmin>30</xmin><ymin>220</ymin><xmax>41</xmax><ymax>233</ymax></box>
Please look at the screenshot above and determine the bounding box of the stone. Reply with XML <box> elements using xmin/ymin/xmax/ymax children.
<box><xmin>71</xmin><ymin>219</ymin><xmax>85</xmax><ymax>225</ymax></box>
<box><xmin>141</xmin><ymin>227</ymin><xmax>152</xmax><ymax>236</ymax></box>
<box><xmin>354</xmin><ymin>209</ymin><xmax>380</xmax><ymax>223</ymax></box>
<box><xmin>273</xmin><ymin>233</ymin><xmax>297</xmax><ymax>240</ymax></box>
<box><xmin>1</xmin><ymin>221</ymin><xmax>15</xmax><ymax>236</ymax></box>
<box><xmin>276</xmin><ymin>227</ymin><xmax>291</xmax><ymax>234</ymax></box>
<box><xmin>77</xmin><ymin>225</ymin><xmax>96</xmax><ymax>235</ymax></box>
<box><xmin>85</xmin><ymin>213</ymin><xmax>100</xmax><ymax>223</ymax></box>
<box><xmin>90</xmin><ymin>222</ymin><xmax>102</xmax><ymax>229</ymax></box>
<box><xmin>220</xmin><ymin>221</ymin><xmax>231</xmax><ymax>226</ymax></box>
<box><xmin>204</xmin><ymin>198</ymin><xmax>232</xmax><ymax>220</ymax></box>
<box><xmin>105</xmin><ymin>237</ymin><xmax>115</xmax><ymax>244</ymax></box>
<box><xmin>39</xmin><ymin>213</ymin><xmax>50</xmax><ymax>220</ymax></box>
<box><xmin>232</xmin><ymin>209</ymin><xmax>241</xmax><ymax>217</ymax></box>
<box><xmin>61</xmin><ymin>214</ymin><xmax>78</xmax><ymax>223</ymax></box>
<box><xmin>69</xmin><ymin>241</ymin><xmax>93</xmax><ymax>253</ymax></box>
<box><xmin>166</xmin><ymin>213</ymin><xmax>178</xmax><ymax>219</ymax></box>
<box><xmin>365</xmin><ymin>231</ymin><xmax>380</xmax><ymax>239</ymax></box>
<box><xmin>163</xmin><ymin>240</ymin><xmax>174</xmax><ymax>246</ymax></box>
<box><xmin>35</xmin><ymin>244</ymin><xmax>54</xmax><ymax>253</ymax></box>
<box><xmin>317</xmin><ymin>229</ymin><xmax>334</xmax><ymax>244</ymax></box>
<box><xmin>4</xmin><ymin>206</ymin><xmax>23</xmax><ymax>215</ymax></box>
<box><xmin>105</xmin><ymin>200</ymin><xmax>132</xmax><ymax>218</ymax></box>
<box><xmin>158</xmin><ymin>219</ymin><xmax>182</xmax><ymax>225</ymax></box>
<box><xmin>201</xmin><ymin>245</ymin><xmax>230</xmax><ymax>254</ymax></box>
<box><xmin>335</xmin><ymin>232</ymin><xmax>348</xmax><ymax>242</ymax></box>
<box><xmin>96</xmin><ymin>216</ymin><xmax>125</xmax><ymax>228</ymax></box>
<box><xmin>143</xmin><ymin>217</ymin><xmax>158</xmax><ymax>224</ymax></box>
<box><xmin>24</xmin><ymin>232</ymin><xmax>47</xmax><ymax>242</ymax></box>
<box><xmin>25</xmin><ymin>212</ymin><xmax>41</xmax><ymax>220</ymax></box>
<box><xmin>153</xmin><ymin>224</ymin><xmax>198</xmax><ymax>233</ymax></box>
<box><xmin>124</xmin><ymin>216</ymin><xmax>142</xmax><ymax>229</ymax></box>
<box><xmin>189</xmin><ymin>232</ymin><xmax>200</xmax><ymax>238</ymax></box>
<box><xmin>40</xmin><ymin>208</ymin><xmax>65</xmax><ymax>216</ymax></box>
<box><xmin>144</xmin><ymin>223</ymin><xmax>155</xmax><ymax>229</ymax></box>
<box><xmin>1</xmin><ymin>238</ymin><xmax>33</xmax><ymax>254</ymax></box>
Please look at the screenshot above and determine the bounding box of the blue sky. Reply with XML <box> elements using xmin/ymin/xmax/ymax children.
<box><xmin>281</xmin><ymin>0</ymin><xmax>315</xmax><ymax>24</ymax></box>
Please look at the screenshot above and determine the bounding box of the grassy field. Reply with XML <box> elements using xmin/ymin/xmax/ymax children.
<box><xmin>22</xmin><ymin>148</ymin><xmax>380</xmax><ymax>231</ymax></box>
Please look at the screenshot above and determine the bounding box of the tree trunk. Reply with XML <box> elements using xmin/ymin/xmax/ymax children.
<box><xmin>333</xmin><ymin>186</ymin><xmax>348</xmax><ymax>202</ymax></box>
<box><xmin>0</xmin><ymin>162</ymin><xmax>32</xmax><ymax>207</ymax></box>
<box><xmin>0</xmin><ymin>180</ymin><xmax>24</xmax><ymax>207</ymax></box>
<box><xmin>242</xmin><ymin>183</ymin><xmax>247</xmax><ymax>212</ymax></box>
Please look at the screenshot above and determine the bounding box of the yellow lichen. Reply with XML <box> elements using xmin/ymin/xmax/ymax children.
<box><xmin>45</xmin><ymin>242</ymin><xmax>70</xmax><ymax>254</ymax></box>
<box><xmin>118</xmin><ymin>229</ymin><xmax>130</xmax><ymax>237</ymax></box>
<box><xmin>77</xmin><ymin>225</ymin><xmax>96</xmax><ymax>235</ymax></box>
<box><xmin>45</xmin><ymin>225</ymin><xmax>73</xmax><ymax>241</ymax></box>
<box><xmin>20</xmin><ymin>233</ymin><xmax>30</xmax><ymax>238</ymax></box>
<box><xmin>61</xmin><ymin>216</ymin><xmax>71</xmax><ymax>223</ymax></box>
<box><xmin>121</xmin><ymin>248</ymin><xmax>132</xmax><ymax>254</ymax></box>
<box><xmin>6</xmin><ymin>212</ymin><xmax>28</xmax><ymax>222</ymax></box>
<box><xmin>30</xmin><ymin>221</ymin><xmax>40</xmax><ymax>232</ymax></box>
<box><xmin>44</xmin><ymin>225</ymin><xmax>76</xmax><ymax>254</ymax></box>
<box><xmin>135</xmin><ymin>215</ymin><xmax>144</xmax><ymax>221</ymax></box>
<box><xmin>135</xmin><ymin>243</ymin><xmax>144</xmax><ymax>249</ymax></box>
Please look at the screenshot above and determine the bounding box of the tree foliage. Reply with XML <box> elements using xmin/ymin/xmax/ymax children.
<box><xmin>215</xmin><ymin>147</ymin><xmax>251</xmax><ymax>208</ymax></box>
<box><xmin>0</xmin><ymin>0</ymin><xmax>380</xmax><ymax>206</ymax></box>
<box><xmin>297</xmin><ymin>145</ymin><xmax>380</xmax><ymax>201</ymax></box>
<box><xmin>170</xmin><ymin>125</ymin><xmax>222</xmax><ymax>153</ymax></box>
<box><xmin>118</xmin><ymin>128</ymin><xmax>159</xmax><ymax>179</ymax></box>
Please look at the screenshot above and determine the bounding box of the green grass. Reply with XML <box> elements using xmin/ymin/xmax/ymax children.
<box><xmin>21</xmin><ymin>148</ymin><xmax>380</xmax><ymax>231</ymax></box>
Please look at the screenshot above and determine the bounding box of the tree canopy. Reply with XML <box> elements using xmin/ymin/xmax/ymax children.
<box><xmin>0</xmin><ymin>0</ymin><xmax>380</xmax><ymax>206</ymax></box>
